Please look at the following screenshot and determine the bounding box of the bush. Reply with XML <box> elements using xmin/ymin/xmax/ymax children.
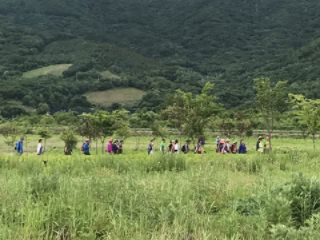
<box><xmin>231</xmin><ymin>173</ymin><xmax>320</xmax><ymax>228</ymax></box>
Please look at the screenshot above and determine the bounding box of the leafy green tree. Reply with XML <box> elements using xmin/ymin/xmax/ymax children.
<box><xmin>177</xmin><ymin>82</ymin><xmax>221</xmax><ymax>141</ymax></box>
<box><xmin>254</xmin><ymin>77</ymin><xmax>288</xmax><ymax>151</ymax></box>
<box><xmin>82</xmin><ymin>110</ymin><xmax>120</xmax><ymax>153</ymax></box>
<box><xmin>289</xmin><ymin>94</ymin><xmax>320</xmax><ymax>150</ymax></box>
<box><xmin>162</xmin><ymin>95</ymin><xmax>187</xmax><ymax>145</ymax></box>
<box><xmin>36</xmin><ymin>103</ymin><xmax>50</xmax><ymax>115</ymax></box>
<box><xmin>60</xmin><ymin>129</ymin><xmax>78</xmax><ymax>154</ymax></box>
<box><xmin>37</xmin><ymin>128</ymin><xmax>53</xmax><ymax>152</ymax></box>
<box><xmin>114</xmin><ymin>121</ymin><xmax>131</xmax><ymax>139</ymax></box>
<box><xmin>112</xmin><ymin>110</ymin><xmax>131</xmax><ymax>139</ymax></box>
<box><xmin>130</xmin><ymin>109</ymin><xmax>159</xmax><ymax>128</ymax></box>
<box><xmin>0</xmin><ymin>122</ymin><xmax>19</xmax><ymax>151</ymax></box>
<box><xmin>235</xmin><ymin>113</ymin><xmax>254</xmax><ymax>137</ymax></box>
<box><xmin>54</xmin><ymin>111</ymin><xmax>80</xmax><ymax>126</ymax></box>
<box><xmin>40</xmin><ymin>115</ymin><xmax>56</xmax><ymax>126</ymax></box>
<box><xmin>151</xmin><ymin>120</ymin><xmax>168</xmax><ymax>139</ymax></box>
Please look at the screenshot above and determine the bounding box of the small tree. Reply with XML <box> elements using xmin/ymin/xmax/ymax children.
<box><xmin>235</xmin><ymin>113</ymin><xmax>254</xmax><ymax>137</ymax></box>
<box><xmin>162</xmin><ymin>96</ymin><xmax>187</xmax><ymax>146</ymax></box>
<box><xmin>114</xmin><ymin>121</ymin><xmax>131</xmax><ymax>139</ymax></box>
<box><xmin>60</xmin><ymin>129</ymin><xmax>78</xmax><ymax>153</ymax></box>
<box><xmin>177</xmin><ymin>82</ymin><xmax>222</xmax><ymax>142</ymax></box>
<box><xmin>0</xmin><ymin>122</ymin><xmax>19</xmax><ymax>151</ymax></box>
<box><xmin>151</xmin><ymin>120</ymin><xmax>168</xmax><ymax>139</ymax></box>
<box><xmin>37</xmin><ymin>128</ymin><xmax>53</xmax><ymax>152</ymax></box>
<box><xmin>289</xmin><ymin>94</ymin><xmax>320</xmax><ymax>150</ymax></box>
<box><xmin>82</xmin><ymin>111</ymin><xmax>115</xmax><ymax>153</ymax></box>
<box><xmin>40</xmin><ymin>115</ymin><xmax>56</xmax><ymax>126</ymax></box>
<box><xmin>254</xmin><ymin>77</ymin><xmax>288</xmax><ymax>151</ymax></box>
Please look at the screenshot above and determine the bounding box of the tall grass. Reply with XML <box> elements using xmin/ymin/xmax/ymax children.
<box><xmin>1</xmin><ymin>149</ymin><xmax>320</xmax><ymax>239</ymax></box>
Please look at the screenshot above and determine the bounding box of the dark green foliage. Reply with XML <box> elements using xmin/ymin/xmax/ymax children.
<box><xmin>0</xmin><ymin>0</ymin><xmax>320</xmax><ymax>112</ymax></box>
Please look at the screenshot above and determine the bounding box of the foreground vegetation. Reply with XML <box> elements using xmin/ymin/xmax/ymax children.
<box><xmin>1</xmin><ymin>136</ymin><xmax>320</xmax><ymax>239</ymax></box>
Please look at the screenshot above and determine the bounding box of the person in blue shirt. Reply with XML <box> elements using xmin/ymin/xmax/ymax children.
<box><xmin>16</xmin><ymin>137</ymin><xmax>24</xmax><ymax>154</ymax></box>
<box><xmin>238</xmin><ymin>139</ymin><xmax>247</xmax><ymax>154</ymax></box>
<box><xmin>83</xmin><ymin>138</ymin><xmax>90</xmax><ymax>155</ymax></box>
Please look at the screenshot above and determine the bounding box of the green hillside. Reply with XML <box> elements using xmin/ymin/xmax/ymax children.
<box><xmin>1</xmin><ymin>0</ymin><xmax>320</xmax><ymax>112</ymax></box>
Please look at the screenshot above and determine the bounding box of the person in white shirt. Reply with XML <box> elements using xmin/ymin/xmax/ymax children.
<box><xmin>37</xmin><ymin>139</ymin><xmax>44</xmax><ymax>155</ymax></box>
<box><xmin>174</xmin><ymin>139</ymin><xmax>179</xmax><ymax>153</ymax></box>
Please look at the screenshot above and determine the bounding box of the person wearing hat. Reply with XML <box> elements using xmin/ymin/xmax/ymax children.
<box><xmin>160</xmin><ymin>138</ymin><xmax>165</xmax><ymax>153</ymax></box>
<box><xmin>216</xmin><ymin>136</ymin><xmax>221</xmax><ymax>148</ymax></box>
<box><xmin>230</xmin><ymin>140</ymin><xmax>238</xmax><ymax>154</ymax></box>
<box><xmin>181</xmin><ymin>140</ymin><xmax>191</xmax><ymax>154</ymax></box>
<box><xmin>107</xmin><ymin>138</ymin><xmax>113</xmax><ymax>154</ymax></box>
<box><xmin>82</xmin><ymin>138</ymin><xmax>90</xmax><ymax>155</ymax></box>
<box><xmin>257</xmin><ymin>136</ymin><xmax>264</xmax><ymax>153</ymax></box>
<box><xmin>148</xmin><ymin>138</ymin><xmax>155</xmax><ymax>155</ymax></box>
<box><xmin>15</xmin><ymin>137</ymin><xmax>24</xmax><ymax>154</ymax></box>
<box><xmin>219</xmin><ymin>139</ymin><xmax>228</xmax><ymax>154</ymax></box>
<box><xmin>118</xmin><ymin>139</ymin><xmax>124</xmax><ymax>154</ymax></box>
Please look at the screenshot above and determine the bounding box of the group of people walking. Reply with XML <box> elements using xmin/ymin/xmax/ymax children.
<box><xmin>148</xmin><ymin>137</ymin><xmax>249</xmax><ymax>155</ymax></box>
<box><xmin>81</xmin><ymin>138</ymin><xmax>124</xmax><ymax>155</ymax></box>
<box><xmin>215</xmin><ymin>137</ymin><xmax>247</xmax><ymax>154</ymax></box>
<box><xmin>148</xmin><ymin>138</ymin><xmax>207</xmax><ymax>155</ymax></box>
<box><xmin>256</xmin><ymin>135</ymin><xmax>271</xmax><ymax>153</ymax></box>
<box><xmin>13</xmin><ymin>135</ymin><xmax>270</xmax><ymax>156</ymax></box>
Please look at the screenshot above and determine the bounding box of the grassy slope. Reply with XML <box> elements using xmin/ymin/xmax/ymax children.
<box><xmin>22</xmin><ymin>64</ymin><xmax>72</xmax><ymax>78</ymax></box>
<box><xmin>100</xmin><ymin>71</ymin><xmax>120</xmax><ymax>80</ymax></box>
<box><xmin>85</xmin><ymin>88</ymin><xmax>146</xmax><ymax>107</ymax></box>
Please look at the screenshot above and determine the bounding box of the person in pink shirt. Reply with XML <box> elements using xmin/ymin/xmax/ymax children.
<box><xmin>107</xmin><ymin>138</ymin><xmax>113</xmax><ymax>154</ymax></box>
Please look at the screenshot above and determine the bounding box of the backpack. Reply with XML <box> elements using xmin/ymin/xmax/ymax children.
<box><xmin>15</xmin><ymin>141</ymin><xmax>19</xmax><ymax>151</ymax></box>
<box><xmin>181</xmin><ymin>144</ymin><xmax>186</xmax><ymax>153</ymax></box>
<box><xmin>81</xmin><ymin>143</ymin><xmax>85</xmax><ymax>151</ymax></box>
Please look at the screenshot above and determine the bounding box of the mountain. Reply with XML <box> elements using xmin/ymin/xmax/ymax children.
<box><xmin>1</xmin><ymin>0</ymin><xmax>320</xmax><ymax>113</ymax></box>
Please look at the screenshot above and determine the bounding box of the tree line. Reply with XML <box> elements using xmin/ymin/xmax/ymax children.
<box><xmin>1</xmin><ymin>77</ymin><xmax>320</xmax><ymax>152</ymax></box>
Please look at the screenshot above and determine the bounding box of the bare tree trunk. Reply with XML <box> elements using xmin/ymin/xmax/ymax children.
<box><xmin>268</xmin><ymin>130</ymin><xmax>272</xmax><ymax>152</ymax></box>
<box><xmin>95</xmin><ymin>139</ymin><xmax>98</xmax><ymax>155</ymax></box>
<box><xmin>313</xmin><ymin>134</ymin><xmax>315</xmax><ymax>151</ymax></box>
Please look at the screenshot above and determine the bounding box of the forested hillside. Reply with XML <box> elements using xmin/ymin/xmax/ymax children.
<box><xmin>1</xmin><ymin>0</ymin><xmax>320</xmax><ymax>114</ymax></box>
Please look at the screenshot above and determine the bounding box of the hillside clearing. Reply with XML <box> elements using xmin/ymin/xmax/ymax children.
<box><xmin>22</xmin><ymin>64</ymin><xmax>72</xmax><ymax>78</ymax></box>
<box><xmin>100</xmin><ymin>70</ymin><xmax>120</xmax><ymax>79</ymax></box>
<box><xmin>85</xmin><ymin>88</ymin><xmax>146</xmax><ymax>107</ymax></box>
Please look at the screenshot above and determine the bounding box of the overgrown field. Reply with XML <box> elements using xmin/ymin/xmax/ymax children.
<box><xmin>1</xmin><ymin>137</ymin><xmax>320</xmax><ymax>239</ymax></box>
<box><xmin>84</xmin><ymin>88</ymin><xmax>146</xmax><ymax>107</ymax></box>
<box><xmin>22</xmin><ymin>64</ymin><xmax>73</xmax><ymax>78</ymax></box>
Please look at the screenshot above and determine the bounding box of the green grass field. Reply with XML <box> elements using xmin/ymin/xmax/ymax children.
<box><xmin>1</xmin><ymin>135</ymin><xmax>320</xmax><ymax>239</ymax></box>
<box><xmin>99</xmin><ymin>70</ymin><xmax>120</xmax><ymax>80</ymax></box>
<box><xmin>22</xmin><ymin>64</ymin><xmax>72</xmax><ymax>78</ymax></box>
<box><xmin>85</xmin><ymin>88</ymin><xmax>146</xmax><ymax>107</ymax></box>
